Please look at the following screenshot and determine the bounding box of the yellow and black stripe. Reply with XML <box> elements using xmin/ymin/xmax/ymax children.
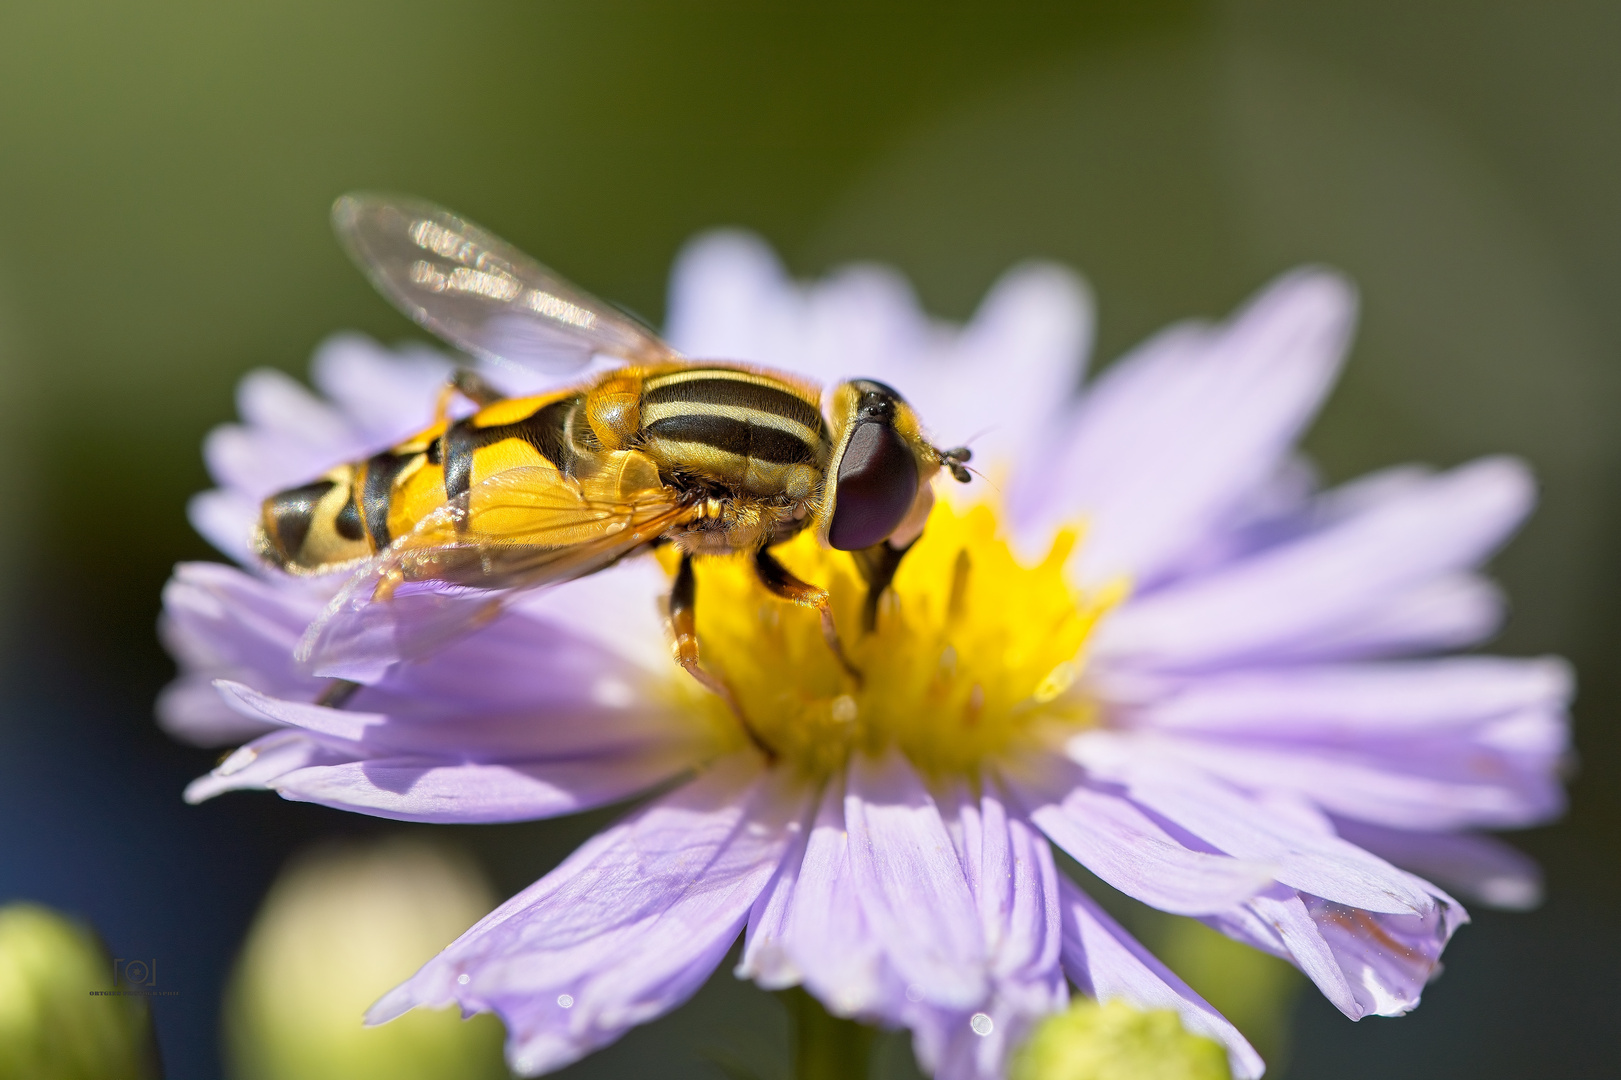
<box><xmin>258</xmin><ymin>390</ymin><xmax>586</xmax><ymax>574</ymax></box>
<box><xmin>637</xmin><ymin>367</ymin><xmax>829</xmax><ymax>497</ymax></box>
<box><xmin>257</xmin><ymin>364</ymin><xmax>834</xmax><ymax>575</ymax></box>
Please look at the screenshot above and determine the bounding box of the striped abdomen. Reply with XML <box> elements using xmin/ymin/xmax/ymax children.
<box><xmin>256</xmin><ymin>388</ymin><xmax>588</xmax><ymax>574</ymax></box>
<box><xmin>633</xmin><ymin>367</ymin><xmax>830</xmax><ymax>498</ymax></box>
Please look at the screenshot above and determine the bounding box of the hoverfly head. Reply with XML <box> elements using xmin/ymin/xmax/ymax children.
<box><xmin>821</xmin><ymin>378</ymin><xmax>957</xmax><ymax>551</ymax></box>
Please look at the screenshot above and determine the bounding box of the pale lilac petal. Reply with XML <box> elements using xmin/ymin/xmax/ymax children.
<box><xmin>506</xmin><ymin>556</ymin><xmax>673</xmax><ymax>678</ymax></box>
<box><xmin>205</xmin><ymin>368</ymin><xmax>371</xmax><ymax>498</ymax></box>
<box><xmin>1253</xmin><ymin>573</ymin><xmax>1506</xmax><ymax>662</ymax></box>
<box><xmin>1332</xmin><ymin>819</ymin><xmax>1543</xmax><ymax>911</ymax></box>
<box><xmin>189</xmin><ymin>682</ymin><xmax>702</xmax><ymax>823</ymax></box>
<box><xmin>1067</xmin><ymin>734</ymin><xmax>1433</xmax><ymax>914</ymax></box>
<box><xmin>1059</xmin><ymin>879</ymin><xmax>1264</xmax><ymax>1080</ymax></box>
<box><xmin>213</xmin><ymin>677</ymin><xmax>700</xmax><ymax>766</ymax></box>
<box><xmin>236</xmin><ymin>366</ymin><xmax>355</xmax><ymax>447</ymax></box>
<box><xmin>1128</xmin><ymin>724</ymin><xmax>1566</xmax><ymax>831</ymax></box>
<box><xmin>663</xmin><ymin>230</ymin><xmax>1097</xmax><ymax>469</ymax></box>
<box><xmin>1118</xmin><ymin>656</ymin><xmax>1571</xmax><ymax>737</ymax></box>
<box><xmin>1018</xmin><ymin>270</ymin><xmax>1353</xmax><ymax>586</ymax></box>
<box><xmin>268</xmin><ymin>754</ymin><xmax>692</xmax><ymax>824</ymax></box>
<box><xmin>307</xmin><ymin>333</ymin><xmax>452</xmax><ymax>441</ymax></box>
<box><xmin>664</xmin><ymin>231</ymin><xmax>794</xmax><ymax>362</ymax></box>
<box><xmin>156</xmin><ymin>562</ymin><xmax>327</xmax><ymax>745</ymax></box>
<box><xmin>667</xmin><ymin>232</ymin><xmax>938</xmax><ymax>388</ymax></box>
<box><xmin>766</xmin><ymin>776</ymin><xmax>902</xmax><ymax>1016</ymax></box>
<box><xmin>1007</xmin><ymin>757</ymin><xmax>1273</xmax><ymax>915</ymax></box>
<box><xmin>1206</xmin><ymin>884</ymin><xmax>1466</xmax><ymax>1020</ymax></box>
<box><xmin>1095</xmin><ymin>457</ymin><xmax>1534</xmax><ymax>671</ymax></box>
<box><xmin>368</xmin><ymin>756</ymin><xmax>804</xmax><ymax>1076</ymax></box>
<box><xmin>922</xmin><ymin>782</ymin><xmax>1067</xmax><ymax>1080</ymax></box>
<box><xmin>844</xmin><ymin>750</ymin><xmax>988</xmax><ymax>1010</ymax></box>
<box><xmin>901</xmin><ymin>263</ymin><xmax>1092</xmax><ymax>475</ymax></box>
<box><xmin>186</xmin><ymin>488</ymin><xmax>264</xmax><ymax>567</ymax></box>
<box><xmin>182</xmin><ymin>729</ymin><xmax>349</xmax><ymax>803</ymax></box>
<box><xmin>734</xmin><ymin>786</ymin><xmax>815</xmax><ymax>991</ymax></box>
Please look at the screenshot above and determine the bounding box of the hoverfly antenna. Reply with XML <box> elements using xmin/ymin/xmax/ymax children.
<box><xmin>939</xmin><ymin>445</ymin><xmax>974</xmax><ymax>484</ymax></box>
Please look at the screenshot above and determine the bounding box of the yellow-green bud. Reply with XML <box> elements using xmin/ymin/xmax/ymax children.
<box><xmin>225</xmin><ymin>839</ymin><xmax>508</xmax><ymax>1080</ymax></box>
<box><xmin>0</xmin><ymin>903</ymin><xmax>158</xmax><ymax>1080</ymax></box>
<box><xmin>1011</xmin><ymin>999</ymin><xmax>1231</xmax><ymax>1080</ymax></box>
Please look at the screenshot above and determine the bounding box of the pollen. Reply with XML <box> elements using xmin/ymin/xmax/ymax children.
<box><xmin>673</xmin><ymin>502</ymin><xmax>1125</xmax><ymax>779</ymax></box>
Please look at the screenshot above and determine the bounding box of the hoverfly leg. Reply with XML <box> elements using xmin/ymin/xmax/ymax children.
<box><xmin>753</xmin><ymin>548</ymin><xmax>863</xmax><ymax>687</ymax></box>
<box><xmin>433</xmin><ymin>368</ymin><xmax>509</xmax><ymax>424</ymax></box>
<box><xmin>851</xmin><ymin>537</ymin><xmax>918</xmax><ymax>634</ymax></box>
<box><xmin>670</xmin><ymin>554</ymin><xmax>776</xmax><ymax>761</ymax></box>
<box><xmin>316</xmin><ymin>678</ymin><xmax>362</xmax><ymax>709</ymax></box>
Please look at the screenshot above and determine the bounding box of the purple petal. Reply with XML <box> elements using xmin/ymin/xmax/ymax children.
<box><xmin>1059</xmin><ymin>879</ymin><xmax>1264</xmax><ymax>1080</ymax></box>
<box><xmin>1206</xmin><ymin>884</ymin><xmax>1466</xmax><ymax>1020</ymax></box>
<box><xmin>844</xmin><ymin>750</ymin><xmax>988</xmax><ymax>1010</ymax></box>
<box><xmin>1070</xmin><ymin>734</ymin><xmax>1435</xmax><ymax>915</ymax></box>
<box><xmin>1018</xmin><ymin>270</ymin><xmax>1353</xmax><ymax>588</ymax></box>
<box><xmin>194</xmin><ymin>681</ymin><xmax>707</xmax><ymax>823</ymax></box>
<box><xmin>763</xmin><ymin>775</ymin><xmax>901</xmax><ymax>1016</ymax></box>
<box><xmin>205</xmin><ymin>375</ymin><xmax>362</xmax><ymax>499</ymax></box>
<box><xmin>1007</xmin><ymin>756</ymin><xmax>1273</xmax><ymax>915</ymax></box>
<box><xmin>1096</xmin><ymin>457</ymin><xmax>1534</xmax><ymax>671</ymax></box>
<box><xmin>1118</xmin><ymin>656</ymin><xmax>1572</xmax><ymax>737</ymax></box>
<box><xmin>183</xmin><ymin>729</ymin><xmax>350</xmax><ymax>802</ymax></box>
<box><xmin>1332</xmin><ymin>819</ymin><xmax>1543</xmax><ymax>911</ymax></box>
<box><xmin>368</xmin><ymin>756</ymin><xmax>804</xmax><ymax>1076</ymax></box>
<box><xmin>268</xmin><ymin>754</ymin><xmax>694</xmax><ymax>824</ymax></box>
<box><xmin>908</xmin><ymin>263</ymin><xmax>1092</xmax><ymax>477</ymax></box>
<box><xmin>1128</xmin><ymin>724</ymin><xmax>1566</xmax><ymax>831</ymax></box>
<box><xmin>1263</xmin><ymin>573</ymin><xmax>1506</xmax><ymax>662</ymax></box>
<box><xmin>664</xmin><ymin>231</ymin><xmax>796</xmax><ymax>363</ymax></box>
<box><xmin>307</xmin><ymin>333</ymin><xmax>453</xmax><ymax>442</ymax></box>
<box><xmin>920</xmin><ymin>782</ymin><xmax>1068</xmax><ymax>1080</ymax></box>
<box><xmin>663</xmin><ymin>230</ymin><xmax>1093</xmax><ymax>474</ymax></box>
<box><xmin>156</xmin><ymin>562</ymin><xmax>328</xmax><ymax>745</ymax></box>
<box><xmin>187</xmin><ymin>488</ymin><xmax>264</xmax><ymax>567</ymax></box>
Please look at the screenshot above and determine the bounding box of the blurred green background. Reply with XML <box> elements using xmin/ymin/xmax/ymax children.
<box><xmin>0</xmin><ymin>1</ymin><xmax>1616</xmax><ymax>1076</ymax></box>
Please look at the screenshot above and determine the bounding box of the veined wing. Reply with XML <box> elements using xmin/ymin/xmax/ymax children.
<box><xmin>332</xmin><ymin>193</ymin><xmax>679</xmax><ymax>373</ymax></box>
<box><xmin>297</xmin><ymin>453</ymin><xmax>694</xmax><ymax>681</ymax></box>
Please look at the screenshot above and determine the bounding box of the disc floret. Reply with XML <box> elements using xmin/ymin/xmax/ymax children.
<box><xmin>682</xmin><ymin>503</ymin><xmax>1124</xmax><ymax>778</ymax></box>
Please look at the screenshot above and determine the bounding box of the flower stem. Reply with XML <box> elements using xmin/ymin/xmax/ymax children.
<box><xmin>781</xmin><ymin>987</ymin><xmax>875</xmax><ymax>1080</ymax></box>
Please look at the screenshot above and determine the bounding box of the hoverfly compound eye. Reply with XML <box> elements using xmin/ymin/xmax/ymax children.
<box><xmin>827</xmin><ymin>381</ymin><xmax>920</xmax><ymax>551</ymax></box>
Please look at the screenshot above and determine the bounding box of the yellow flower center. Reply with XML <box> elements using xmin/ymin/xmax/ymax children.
<box><xmin>672</xmin><ymin>502</ymin><xmax>1124</xmax><ymax>779</ymax></box>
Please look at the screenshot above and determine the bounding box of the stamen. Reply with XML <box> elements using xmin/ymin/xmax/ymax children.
<box><xmin>670</xmin><ymin>503</ymin><xmax>1123</xmax><ymax>779</ymax></box>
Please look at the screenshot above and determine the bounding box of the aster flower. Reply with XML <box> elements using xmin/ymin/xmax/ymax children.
<box><xmin>162</xmin><ymin>232</ymin><xmax>1571</xmax><ymax>1079</ymax></box>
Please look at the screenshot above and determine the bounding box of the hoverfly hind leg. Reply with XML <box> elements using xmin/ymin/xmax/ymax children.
<box><xmin>670</xmin><ymin>554</ymin><xmax>776</xmax><ymax>761</ymax></box>
<box><xmin>753</xmin><ymin>548</ymin><xmax>863</xmax><ymax>687</ymax></box>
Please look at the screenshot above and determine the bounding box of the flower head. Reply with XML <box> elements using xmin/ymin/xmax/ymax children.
<box><xmin>163</xmin><ymin>232</ymin><xmax>1571</xmax><ymax>1078</ymax></box>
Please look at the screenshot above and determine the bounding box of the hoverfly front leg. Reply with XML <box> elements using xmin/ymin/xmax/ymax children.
<box><xmin>850</xmin><ymin>538</ymin><xmax>917</xmax><ymax>634</ymax></box>
<box><xmin>753</xmin><ymin>548</ymin><xmax>863</xmax><ymax>686</ymax></box>
<box><xmin>432</xmin><ymin>367</ymin><xmax>509</xmax><ymax>423</ymax></box>
<box><xmin>671</xmin><ymin>554</ymin><xmax>776</xmax><ymax>761</ymax></box>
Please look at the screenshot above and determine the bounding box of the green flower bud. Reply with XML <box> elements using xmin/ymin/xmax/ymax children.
<box><xmin>0</xmin><ymin>903</ymin><xmax>158</xmax><ymax>1080</ymax></box>
<box><xmin>225</xmin><ymin>839</ymin><xmax>508</xmax><ymax>1080</ymax></box>
<box><xmin>1011</xmin><ymin>999</ymin><xmax>1231</xmax><ymax>1080</ymax></box>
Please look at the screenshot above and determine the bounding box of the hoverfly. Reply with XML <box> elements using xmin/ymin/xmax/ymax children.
<box><xmin>263</xmin><ymin>195</ymin><xmax>972</xmax><ymax>722</ymax></box>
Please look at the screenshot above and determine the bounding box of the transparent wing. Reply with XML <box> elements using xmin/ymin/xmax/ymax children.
<box><xmin>332</xmin><ymin>193</ymin><xmax>679</xmax><ymax>372</ymax></box>
<box><xmin>297</xmin><ymin>453</ymin><xmax>694</xmax><ymax>680</ymax></box>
